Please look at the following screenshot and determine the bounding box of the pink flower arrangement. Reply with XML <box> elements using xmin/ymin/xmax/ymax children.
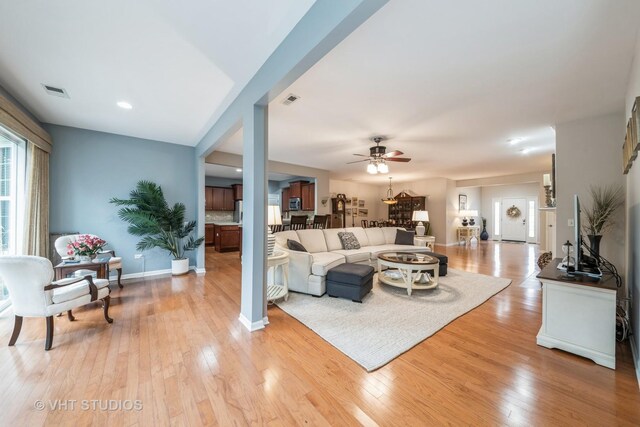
<box><xmin>67</xmin><ymin>234</ymin><xmax>107</xmax><ymax>257</ymax></box>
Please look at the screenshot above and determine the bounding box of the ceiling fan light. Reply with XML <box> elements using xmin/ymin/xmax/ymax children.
<box><xmin>367</xmin><ymin>162</ymin><xmax>378</xmax><ymax>174</ymax></box>
<box><xmin>377</xmin><ymin>161</ymin><xmax>389</xmax><ymax>174</ymax></box>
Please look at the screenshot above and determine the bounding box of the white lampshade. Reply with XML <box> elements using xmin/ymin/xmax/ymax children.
<box><xmin>412</xmin><ymin>210</ymin><xmax>429</xmax><ymax>222</ymax></box>
<box><xmin>267</xmin><ymin>205</ymin><xmax>282</xmax><ymax>225</ymax></box>
<box><xmin>459</xmin><ymin>210</ymin><xmax>478</xmax><ymax>217</ymax></box>
<box><xmin>377</xmin><ymin>161</ymin><xmax>389</xmax><ymax>174</ymax></box>
<box><xmin>367</xmin><ymin>162</ymin><xmax>378</xmax><ymax>174</ymax></box>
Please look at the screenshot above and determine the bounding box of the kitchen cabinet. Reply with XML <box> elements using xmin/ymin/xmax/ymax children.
<box><xmin>282</xmin><ymin>187</ymin><xmax>291</xmax><ymax>212</ymax></box>
<box><xmin>223</xmin><ymin>188</ymin><xmax>234</xmax><ymax>211</ymax></box>
<box><xmin>211</xmin><ymin>187</ymin><xmax>225</xmax><ymax>211</ymax></box>
<box><xmin>205</xmin><ymin>224</ymin><xmax>214</xmax><ymax>245</ymax></box>
<box><xmin>301</xmin><ymin>182</ymin><xmax>315</xmax><ymax>211</ymax></box>
<box><xmin>214</xmin><ymin>225</ymin><xmax>240</xmax><ymax>252</ymax></box>
<box><xmin>205</xmin><ymin>187</ymin><xmax>214</xmax><ymax>211</ymax></box>
<box><xmin>288</xmin><ymin>180</ymin><xmax>308</xmax><ymax>198</ymax></box>
<box><xmin>232</xmin><ymin>184</ymin><xmax>243</xmax><ymax>201</ymax></box>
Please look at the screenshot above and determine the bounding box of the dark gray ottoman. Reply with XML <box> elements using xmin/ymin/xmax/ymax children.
<box><xmin>326</xmin><ymin>263</ymin><xmax>375</xmax><ymax>303</ymax></box>
<box><xmin>421</xmin><ymin>251</ymin><xmax>448</xmax><ymax>276</ymax></box>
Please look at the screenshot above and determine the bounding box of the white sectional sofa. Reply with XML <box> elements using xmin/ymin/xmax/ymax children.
<box><xmin>274</xmin><ymin>227</ymin><xmax>429</xmax><ymax>296</ymax></box>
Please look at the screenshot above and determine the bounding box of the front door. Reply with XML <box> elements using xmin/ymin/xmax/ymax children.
<box><xmin>501</xmin><ymin>198</ymin><xmax>527</xmax><ymax>242</ymax></box>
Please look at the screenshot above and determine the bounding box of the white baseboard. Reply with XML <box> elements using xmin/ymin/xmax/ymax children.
<box><xmin>263</xmin><ymin>316</ymin><xmax>269</xmax><ymax>325</ymax></box>
<box><xmin>630</xmin><ymin>336</ymin><xmax>640</xmax><ymax>389</ymax></box>
<box><xmin>109</xmin><ymin>265</ymin><xmax>199</xmax><ymax>281</ymax></box>
<box><xmin>239</xmin><ymin>313</ymin><xmax>266</xmax><ymax>331</ymax></box>
<box><xmin>193</xmin><ymin>267</ymin><xmax>206</xmax><ymax>275</ymax></box>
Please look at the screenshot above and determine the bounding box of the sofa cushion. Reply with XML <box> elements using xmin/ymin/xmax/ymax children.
<box><xmin>296</xmin><ymin>229</ymin><xmax>328</xmax><ymax>253</ymax></box>
<box><xmin>333</xmin><ymin>248</ymin><xmax>371</xmax><ymax>263</ymax></box>
<box><xmin>310</xmin><ymin>252</ymin><xmax>345</xmax><ymax>276</ymax></box>
<box><xmin>338</xmin><ymin>232</ymin><xmax>361</xmax><ymax>250</ymax></box>
<box><xmin>345</xmin><ymin>227</ymin><xmax>370</xmax><ymax>247</ymax></box>
<box><xmin>275</xmin><ymin>231</ymin><xmax>299</xmax><ymax>248</ymax></box>
<box><xmin>382</xmin><ymin>227</ymin><xmax>401</xmax><ymax>244</ymax></box>
<box><xmin>287</xmin><ymin>239</ymin><xmax>307</xmax><ymax>252</ymax></box>
<box><xmin>364</xmin><ymin>227</ymin><xmax>385</xmax><ymax>246</ymax></box>
<box><xmin>323</xmin><ymin>228</ymin><xmax>345</xmax><ymax>251</ymax></box>
<box><xmin>395</xmin><ymin>229</ymin><xmax>416</xmax><ymax>245</ymax></box>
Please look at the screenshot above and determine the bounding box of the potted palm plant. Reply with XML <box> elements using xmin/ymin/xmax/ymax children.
<box><xmin>581</xmin><ymin>185</ymin><xmax>624</xmax><ymax>259</ymax></box>
<box><xmin>110</xmin><ymin>180</ymin><xmax>204</xmax><ymax>275</ymax></box>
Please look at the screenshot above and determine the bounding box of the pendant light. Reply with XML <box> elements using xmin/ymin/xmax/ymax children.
<box><xmin>382</xmin><ymin>177</ymin><xmax>398</xmax><ymax>205</ymax></box>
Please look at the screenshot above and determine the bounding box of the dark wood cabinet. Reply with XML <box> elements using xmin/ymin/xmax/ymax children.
<box><xmin>388</xmin><ymin>195</ymin><xmax>426</xmax><ymax>228</ymax></box>
<box><xmin>282</xmin><ymin>187</ymin><xmax>291</xmax><ymax>212</ymax></box>
<box><xmin>301</xmin><ymin>182</ymin><xmax>315</xmax><ymax>211</ymax></box>
<box><xmin>214</xmin><ymin>224</ymin><xmax>240</xmax><ymax>252</ymax></box>
<box><xmin>232</xmin><ymin>184</ymin><xmax>243</xmax><ymax>201</ymax></box>
<box><xmin>205</xmin><ymin>187</ymin><xmax>214</xmax><ymax>211</ymax></box>
<box><xmin>205</xmin><ymin>224</ymin><xmax>214</xmax><ymax>245</ymax></box>
<box><xmin>211</xmin><ymin>187</ymin><xmax>225</xmax><ymax>210</ymax></box>
<box><xmin>223</xmin><ymin>188</ymin><xmax>234</xmax><ymax>211</ymax></box>
<box><xmin>289</xmin><ymin>181</ymin><xmax>302</xmax><ymax>198</ymax></box>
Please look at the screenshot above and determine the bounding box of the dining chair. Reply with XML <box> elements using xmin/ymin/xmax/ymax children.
<box><xmin>361</xmin><ymin>219</ymin><xmax>369</xmax><ymax>228</ymax></box>
<box><xmin>290</xmin><ymin>215</ymin><xmax>308</xmax><ymax>230</ymax></box>
<box><xmin>312</xmin><ymin>215</ymin><xmax>328</xmax><ymax>229</ymax></box>
<box><xmin>0</xmin><ymin>256</ymin><xmax>113</xmax><ymax>350</ymax></box>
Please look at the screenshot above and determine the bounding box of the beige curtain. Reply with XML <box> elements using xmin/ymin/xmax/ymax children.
<box><xmin>23</xmin><ymin>142</ymin><xmax>49</xmax><ymax>257</ymax></box>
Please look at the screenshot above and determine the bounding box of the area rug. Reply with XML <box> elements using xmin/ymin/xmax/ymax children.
<box><xmin>275</xmin><ymin>268</ymin><xmax>511</xmax><ymax>371</ymax></box>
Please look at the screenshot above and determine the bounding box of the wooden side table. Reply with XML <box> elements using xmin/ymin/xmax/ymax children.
<box><xmin>457</xmin><ymin>226</ymin><xmax>479</xmax><ymax>246</ymax></box>
<box><xmin>54</xmin><ymin>260</ymin><xmax>108</xmax><ymax>281</ymax></box>
<box><xmin>413</xmin><ymin>235</ymin><xmax>436</xmax><ymax>251</ymax></box>
<box><xmin>267</xmin><ymin>251</ymin><xmax>289</xmax><ymax>302</ymax></box>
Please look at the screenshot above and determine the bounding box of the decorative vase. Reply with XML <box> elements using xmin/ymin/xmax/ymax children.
<box><xmin>480</xmin><ymin>227</ymin><xmax>489</xmax><ymax>241</ymax></box>
<box><xmin>587</xmin><ymin>234</ymin><xmax>602</xmax><ymax>259</ymax></box>
<box><xmin>171</xmin><ymin>258</ymin><xmax>189</xmax><ymax>275</ymax></box>
<box><xmin>77</xmin><ymin>255</ymin><xmax>91</xmax><ymax>262</ymax></box>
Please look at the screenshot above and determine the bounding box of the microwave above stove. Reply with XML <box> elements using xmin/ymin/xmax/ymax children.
<box><xmin>289</xmin><ymin>197</ymin><xmax>301</xmax><ymax>211</ymax></box>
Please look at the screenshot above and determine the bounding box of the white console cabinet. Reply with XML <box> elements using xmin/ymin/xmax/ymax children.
<box><xmin>536</xmin><ymin>259</ymin><xmax>617</xmax><ymax>369</ymax></box>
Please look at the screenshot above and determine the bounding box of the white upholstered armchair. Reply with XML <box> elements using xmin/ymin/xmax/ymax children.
<box><xmin>54</xmin><ymin>234</ymin><xmax>123</xmax><ymax>288</ymax></box>
<box><xmin>0</xmin><ymin>256</ymin><xmax>113</xmax><ymax>350</ymax></box>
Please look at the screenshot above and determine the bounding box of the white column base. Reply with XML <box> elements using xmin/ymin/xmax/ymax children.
<box><xmin>239</xmin><ymin>313</ymin><xmax>266</xmax><ymax>332</ymax></box>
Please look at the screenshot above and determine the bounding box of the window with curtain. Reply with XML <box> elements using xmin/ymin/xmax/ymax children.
<box><xmin>0</xmin><ymin>125</ymin><xmax>26</xmax><ymax>311</ymax></box>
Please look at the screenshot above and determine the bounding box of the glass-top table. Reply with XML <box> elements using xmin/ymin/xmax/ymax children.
<box><xmin>377</xmin><ymin>251</ymin><xmax>440</xmax><ymax>295</ymax></box>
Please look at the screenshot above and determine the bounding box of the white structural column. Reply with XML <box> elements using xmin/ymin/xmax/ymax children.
<box><xmin>239</xmin><ymin>104</ymin><xmax>269</xmax><ymax>331</ymax></box>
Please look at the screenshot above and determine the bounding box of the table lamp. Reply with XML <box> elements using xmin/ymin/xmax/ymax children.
<box><xmin>267</xmin><ymin>205</ymin><xmax>282</xmax><ymax>256</ymax></box>
<box><xmin>411</xmin><ymin>210</ymin><xmax>429</xmax><ymax>236</ymax></box>
<box><xmin>459</xmin><ymin>210</ymin><xmax>478</xmax><ymax>226</ymax></box>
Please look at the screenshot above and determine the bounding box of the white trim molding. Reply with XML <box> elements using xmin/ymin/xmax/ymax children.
<box><xmin>239</xmin><ymin>314</ymin><xmax>266</xmax><ymax>332</ymax></box>
<box><xmin>109</xmin><ymin>265</ymin><xmax>199</xmax><ymax>281</ymax></box>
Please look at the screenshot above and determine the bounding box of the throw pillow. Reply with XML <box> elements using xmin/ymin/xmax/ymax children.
<box><xmin>395</xmin><ymin>229</ymin><xmax>415</xmax><ymax>245</ymax></box>
<box><xmin>287</xmin><ymin>239</ymin><xmax>307</xmax><ymax>252</ymax></box>
<box><xmin>338</xmin><ymin>231</ymin><xmax>361</xmax><ymax>250</ymax></box>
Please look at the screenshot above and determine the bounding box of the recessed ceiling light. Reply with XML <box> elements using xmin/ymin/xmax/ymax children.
<box><xmin>117</xmin><ymin>101</ymin><xmax>132</xmax><ymax>110</ymax></box>
<box><xmin>508</xmin><ymin>137</ymin><xmax>525</xmax><ymax>145</ymax></box>
<box><xmin>236</xmin><ymin>168</ymin><xmax>242</xmax><ymax>172</ymax></box>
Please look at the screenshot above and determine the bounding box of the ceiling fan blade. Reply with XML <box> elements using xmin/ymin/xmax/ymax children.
<box><xmin>382</xmin><ymin>150</ymin><xmax>404</xmax><ymax>158</ymax></box>
<box><xmin>346</xmin><ymin>159</ymin><xmax>371</xmax><ymax>164</ymax></box>
<box><xmin>352</xmin><ymin>153</ymin><xmax>369</xmax><ymax>157</ymax></box>
<box><xmin>385</xmin><ymin>157</ymin><xmax>411</xmax><ymax>162</ymax></box>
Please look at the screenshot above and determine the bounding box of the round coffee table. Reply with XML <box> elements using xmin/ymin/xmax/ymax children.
<box><xmin>377</xmin><ymin>252</ymin><xmax>440</xmax><ymax>296</ymax></box>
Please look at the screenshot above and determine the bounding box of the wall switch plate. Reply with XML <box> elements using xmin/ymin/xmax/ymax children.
<box><xmin>134</xmin><ymin>254</ymin><xmax>143</xmax><ymax>259</ymax></box>
<box><xmin>568</xmin><ymin>219</ymin><xmax>575</xmax><ymax>227</ymax></box>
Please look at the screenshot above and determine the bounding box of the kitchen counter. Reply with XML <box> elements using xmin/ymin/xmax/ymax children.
<box><xmin>206</xmin><ymin>221</ymin><xmax>241</xmax><ymax>226</ymax></box>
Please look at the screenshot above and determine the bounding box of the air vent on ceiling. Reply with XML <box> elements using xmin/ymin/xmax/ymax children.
<box><xmin>282</xmin><ymin>93</ymin><xmax>300</xmax><ymax>105</ymax></box>
<box><xmin>41</xmin><ymin>84</ymin><xmax>69</xmax><ymax>98</ymax></box>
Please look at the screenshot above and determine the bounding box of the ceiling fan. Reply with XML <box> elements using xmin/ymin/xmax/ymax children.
<box><xmin>347</xmin><ymin>136</ymin><xmax>411</xmax><ymax>174</ymax></box>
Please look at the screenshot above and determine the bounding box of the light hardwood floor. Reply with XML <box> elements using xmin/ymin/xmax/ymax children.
<box><xmin>0</xmin><ymin>242</ymin><xmax>639</xmax><ymax>426</ymax></box>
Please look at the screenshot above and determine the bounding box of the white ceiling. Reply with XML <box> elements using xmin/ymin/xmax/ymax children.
<box><xmin>205</xmin><ymin>163</ymin><xmax>297</xmax><ymax>182</ymax></box>
<box><xmin>217</xmin><ymin>0</ymin><xmax>640</xmax><ymax>183</ymax></box>
<box><xmin>0</xmin><ymin>0</ymin><xmax>315</xmax><ymax>145</ymax></box>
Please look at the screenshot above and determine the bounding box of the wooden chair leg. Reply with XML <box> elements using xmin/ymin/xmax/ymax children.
<box><xmin>103</xmin><ymin>295</ymin><xmax>113</xmax><ymax>323</ymax></box>
<box><xmin>67</xmin><ymin>310</ymin><xmax>75</xmax><ymax>321</ymax></box>
<box><xmin>45</xmin><ymin>316</ymin><xmax>54</xmax><ymax>351</ymax></box>
<box><xmin>8</xmin><ymin>315</ymin><xmax>23</xmax><ymax>346</ymax></box>
<box><xmin>117</xmin><ymin>268</ymin><xmax>123</xmax><ymax>289</ymax></box>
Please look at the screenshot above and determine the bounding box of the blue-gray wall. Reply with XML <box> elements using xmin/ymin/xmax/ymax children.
<box><xmin>47</xmin><ymin>124</ymin><xmax>198</xmax><ymax>275</ymax></box>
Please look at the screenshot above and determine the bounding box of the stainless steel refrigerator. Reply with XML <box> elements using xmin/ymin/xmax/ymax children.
<box><xmin>233</xmin><ymin>201</ymin><xmax>243</xmax><ymax>223</ymax></box>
